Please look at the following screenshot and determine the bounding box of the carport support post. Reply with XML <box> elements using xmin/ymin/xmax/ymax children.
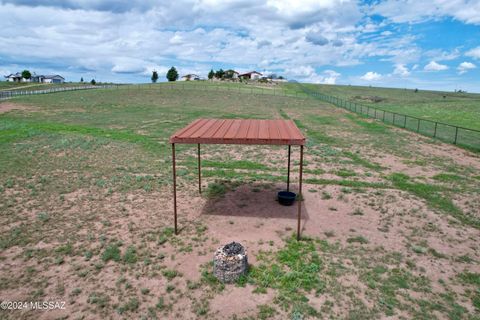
<box><xmin>287</xmin><ymin>145</ymin><xmax>291</xmax><ymax>192</ymax></box>
<box><xmin>197</xmin><ymin>144</ymin><xmax>202</xmax><ymax>193</ymax></box>
<box><xmin>172</xmin><ymin>143</ymin><xmax>178</xmax><ymax>235</ymax></box>
<box><xmin>297</xmin><ymin>145</ymin><xmax>304</xmax><ymax>241</ymax></box>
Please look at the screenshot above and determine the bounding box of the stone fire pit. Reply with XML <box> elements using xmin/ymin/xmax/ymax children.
<box><xmin>213</xmin><ymin>242</ymin><xmax>248</xmax><ymax>283</ymax></box>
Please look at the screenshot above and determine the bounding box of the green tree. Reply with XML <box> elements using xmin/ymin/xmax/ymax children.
<box><xmin>166</xmin><ymin>67</ymin><xmax>178</xmax><ymax>82</ymax></box>
<box><xmin>21</xmin><ymin>70</ymin><xmax>31</xmax><ymax>80</ymax></box>
<box><xmin>151</xmin><ymin>70</ymin><xmax>159</xmax><ymax>83</ymax></box>
<box><xmin>91</xmin><ymin>79</ymin><xmax>96</xmax><ymax>85</ymax></box>
<box><xmin>208</xmin><ymin>69</ymin><xmax>215</xmax><ymax>80</ymax></box>
<box><xmin>215</xmin><ymin>69</ymin><xmax>225</xmax><ymax>79</ymax></box>
<box><xmin>80</xmin><ymin>77</ymin><xmax>84</xmax><ymax>82</ymax></box>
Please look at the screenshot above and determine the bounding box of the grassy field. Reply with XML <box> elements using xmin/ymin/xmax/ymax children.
<box><xmin>289</xmin><ymin>83</ymin><xmax>480</xmax><ymax>131</ymax></box>
<box><xmin>0</xmin><ymin>81</ymin><xmax>91</xmax><ymax>92</ymax></box>
<box><xmin>0</xmin><ymin>83</ymin><xmax>479</xmax><ymax>319</ymax></box>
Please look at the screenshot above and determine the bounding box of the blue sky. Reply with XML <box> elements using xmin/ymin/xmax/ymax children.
<box><xmin>1</xmin><ymin>0</ymin><xmax>479</xmax><ymax>92</ymax></box>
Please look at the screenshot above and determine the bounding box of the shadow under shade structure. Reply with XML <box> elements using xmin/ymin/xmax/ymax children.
<box><xmin>169</xmin><ymin>118</ymin><xmax>306</xmax><ymax>240</ymax></box>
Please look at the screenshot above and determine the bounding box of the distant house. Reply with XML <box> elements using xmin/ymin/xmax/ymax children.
<box><xmin>239</xmin><ymin>71</ymin><xmax>262</xmax><ymax>80</ymax></box>
<box><xmin>42</xmin><ymin>75</ymin><xmax>65</xmax><ymax>83</ymax></box>
<box><xmin>4</xmin><ymin>73</ymin><xmax>25</xmax><ymax>82</ymax></box>
<box><xmin>225</xmin><ymin>70</ymin><xmax>239</xmax><ymax>79</ymax></box>
<box><xmin>4</xmin><ymin>72</ymin><xmax>65</xmax><ymax>83</ymax></box>
<box><xmin>181</xmin><ymin>74</ymin><xmax>200</xmax><ymax>81</ymax></box>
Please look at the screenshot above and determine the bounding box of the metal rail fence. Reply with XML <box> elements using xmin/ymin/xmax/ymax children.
<box><xmin>0</xmin><ymin>84</ymin><xmax>120</xmax><ymax>100</ymax></box>
<box><xmin>297</xmin><ymin>84</ymin><xmax>480</xmax><ymax>151</ymax></box>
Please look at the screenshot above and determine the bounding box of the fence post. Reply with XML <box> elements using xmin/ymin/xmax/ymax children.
<box><xmin>433</xmin><ymin>122</ymin><xmax>438</xmax><ymax>138</ymax></box>
<box><xmin>454</xmin><ymin>127</ymin><xmax>459</xmax><ymax>144</ymax></box>
<box><xmin>393</xmin><ymin>113</ymin><xmax>396</xmax><ymax>125</ymax></box>
<box><xmin>417</xmin><ymin>119</ymin><xmax>421</xmax><ymax>132</ymax></box>
<box><xmin>403</xmin><ymin>116</ymin><xmax>407</xmax><ymax>128</ymax></box>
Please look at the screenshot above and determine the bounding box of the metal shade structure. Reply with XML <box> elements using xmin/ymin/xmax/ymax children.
<box><xmin>169</xmin><ymin>118</ymin><xmax>306</xmax><ymax>240</ymax></box>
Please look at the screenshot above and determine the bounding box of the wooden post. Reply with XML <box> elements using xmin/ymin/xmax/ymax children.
<box><xmin>172</xmin><ymin>144</ymin><xmax>178</xmax><ymax>235</ymax></box>
<box><xmin>287</xmin><ymin>145</ymin><xmax>291</xmax><ymax>192</ymax></box>
<box><xmin>297</xmin><ymin>145</ymin><xmax>304</xmax><ymax>241</ymax></box>
<box><xmin>197</xmin><ymin>144</ymin><xmax>202</xmax><ymax>193</ymax></box>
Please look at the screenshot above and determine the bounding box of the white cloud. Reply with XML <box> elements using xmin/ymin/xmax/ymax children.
<box><xmin>424</xmin><ymin>61</ymin><xmax>448</xmax><ymax>71</ymax></box>
<box><xmin>425</xmin><ymin>48</ymin><xmax>460</xmax><ymax>61</ymax></box>
<box><xmin>0</xmin><ymin>0</ymin><xmax>476</xmax><ymax>87</ymax></box>
<box><xmin>393</xmin><ymin>64</ymin><xmax>410</xmax><ymax>77</ymax></box>
<box><xmin>372</xmin><ymin>0</ymin><xmax>480</xmax><ymax>25</ymax></box>
<box><xmin>322</xmin><ymin>70</ymin><xmax>341</xmax><ymax>84</ymax></box>
<box><xmin>360</xmin><ymin>71</ymin><xmax>382</xmax><ymax>81</ymax></box>
<box><xmin>465</xmin><ymin>46</ymin><xmax>480</xmax><ymax>59</ymax></box>
<box><xmin>284</xmin><ymin>67</ymin><xmax>340</xmax><ymax>84</ymax></box>
<box><xmin>457</xmin><ymin>61</ymin><xmax>476</xmax><ymax>74</ymax></box>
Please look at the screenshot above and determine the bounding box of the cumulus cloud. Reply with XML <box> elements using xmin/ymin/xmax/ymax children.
<box><xmin>360</xmin><ymin>71</ymin><xmax>382</xmax><ymax>81</ymax></box>
<box><xmin>424</xmin><ymin>61</ymin><xmax>448</xmax><ymax>71</ymax></box>
<box><xmin>393</xmin><ymin>64</ymin><xmax>410</xmax><ymax>77</ymax></box>
<box><xmin>0</xmin><ymin>0</ymin><xmax>476</xmax><ymax>86</ymax></box>
<box><xmin>457</xmin><ymin>61</ymin><xmax>476</xmax><ymax>74</ymax></box>
<box><xmin>372</xmin><ymin>0</ymin><xmax>480</xmax><ymax>25</ymax></box>
<box><xmin>0</xmin><ymin>1</ymin><xmax>372</xmax><ymax>82</ymax></box>
<box><xmin>465</xmin><ymin>46</ymin><xmax>480</xmax><ymax>59</ymax></box>
<box><xmin>284</xmin><ymin>66</ymin><xmax>340</xmax><ymax>84</ymax></box>
<box><xmin>322</xmin><ymin>70</ymin><xmax>341</xmax><ymax>84</ymax></box>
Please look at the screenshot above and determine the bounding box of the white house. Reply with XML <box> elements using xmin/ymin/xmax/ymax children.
<box><xmin>181</xmin><ymin>74</ymin><xmax>200</xmax><ymax>81</ymax></box>
<box><xmin>4</xmin><ymin>72</ymin><xmax>65</xmax><ymax>83</ymax></box>
<box><xmin>239</xmin><ymin>71</ymin><xmax>262</xmax><ymax>80</ymax></box>
<box><xmin>42</xmin><ymin>75</ymin><xmax>65</xmax><ymax>83</ymax></box>
<box><xmin>4</xmin><ymin>73</ymin><xmax>27</xmax><ymax>82</ymax></box>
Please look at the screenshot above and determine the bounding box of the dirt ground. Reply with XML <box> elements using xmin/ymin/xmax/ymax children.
<box><xmin>0</xmin><ymin>89</ymin><xmax>479</xmax><ymax>319</ymax></box>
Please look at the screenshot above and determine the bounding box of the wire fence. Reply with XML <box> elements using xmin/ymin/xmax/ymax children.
<box><xmin>142</xmin><ymin>83</ymin><xmax>480</xmax><ymax>151</ymax></box>
<box><xmin>3</xmin><ymin>81</ymin><xmax>478</xmax><ymax>151</ymax></box>
<box><xmin>297</xmin><ymin>84</ymin><xmax>480</xmax><ymax>152</ymax></box>
<box><xmin>0</xmin><ymin>84</ymin><xmax>120</xmax><ymax>100</ymax></box>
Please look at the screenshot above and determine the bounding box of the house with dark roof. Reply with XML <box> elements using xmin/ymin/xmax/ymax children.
<box><xmin>4</xmin><ymin>73</ymin><xmax>24</xmax><ymax>82</ymax></box>
<box><xmin>181</xmin><ymin>74</ymin><xmax>200</xmax><ymax>81</ymax></box>
<box><xmin>42</xmin><ymin>75</ymin><xmax>65</xmax><ymax>83</ymax></box>
<box><xmin>239</xmin><ymin>71</ymin><xmax>262</xmax><ymax>80</ymax></box>
<box><xmin>4</xmin><ymin>72</ymin><xmax>65</xmax><ymax>83</ymax></box>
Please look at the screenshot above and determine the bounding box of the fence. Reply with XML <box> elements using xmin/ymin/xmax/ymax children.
<box><xmin>296</xmin><ymin>84</ymin><xmax>480</xmax><ymax>151</ymax></box>
<box><xmin>2</xmin><ymin>81</ymin><xmax>478</xmax><ymax>151</ymax></box>
<box><xmin>0</xmin><ymin>84</ymin><xmax>120</xmax><ymax>100</ymax></box>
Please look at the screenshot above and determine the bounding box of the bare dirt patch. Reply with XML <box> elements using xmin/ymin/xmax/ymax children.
<box><xmin>0</xmin><ymin>102</ymin><xmax>33</xmax><ymax>114</ymax></box>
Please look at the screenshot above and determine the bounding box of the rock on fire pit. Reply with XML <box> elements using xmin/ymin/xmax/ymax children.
<box><xmin>213</xmin><ymin>242</ymin><xmax>248</xmax><ymax>283</ymax></box>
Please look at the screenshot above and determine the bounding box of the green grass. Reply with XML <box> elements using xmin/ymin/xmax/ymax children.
<box><xmin>389</xmin><ymin>173</ymin><xmax>480</xmax><ymax>228</ymax></box>
<box><xmin>243</xmin><ymin>236</ymin><xmax>324</xmax><ymax>318</ymax></box>
<box><xmin>123</xmin><ymin>246</ymin><xmax>138</xmax><ymax>264</ymax></box>
<box><xmin>1</xmin><ymin>82</ymin><xmax>479</xmax><ymax>319</ymax></box>
<box><xmin>290</xmin><ymin>83</ymin><xmax>480</xmax><ymax>130</ymax></box>
<box><xmin>102</xmin><ymin>243</ymin><xmax>121</xmax><ymax>262</ymax></box>
<box><xmin>458</xmin><ymin>272</ymin><xmax>480</xmax><ymax>286</ymax></box>
<box><xmin>205</xmin><ymin>181</ymin><xmax>228</xmax><ymax>198</ymax></box>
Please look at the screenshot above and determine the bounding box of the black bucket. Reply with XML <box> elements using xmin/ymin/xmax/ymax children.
<box><xmin>278</xmin><ymin>191</ymin><xmax>296</xmax><ymax>206</ymax></box>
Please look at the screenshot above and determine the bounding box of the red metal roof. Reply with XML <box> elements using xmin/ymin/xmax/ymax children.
<box><xmin>169</xmin><ymin>119</ymin><xmax>306</xmax><ymax>145</ymax></box>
